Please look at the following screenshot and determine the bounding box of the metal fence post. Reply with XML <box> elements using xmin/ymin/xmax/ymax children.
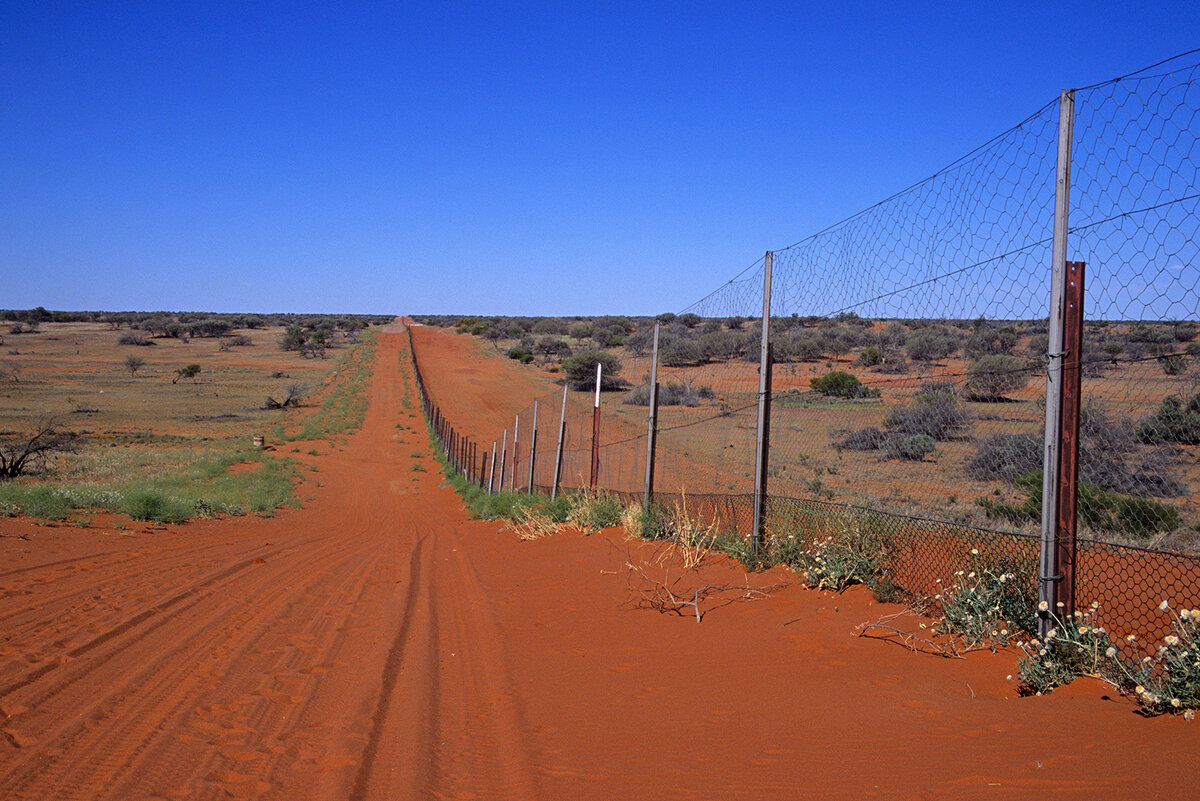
<box><xmin>590</xmin><ymin>362</ymin><xmax>602</xmax><ymax>487</ymax></box>
<box><xmin>643</xmin><ymin>323</ymin><xmax>661</xmax><ymax>509</ymax></box>
<box><xmin>551</xmin><ymin>384</ymin><xmax>567</xmax><ymax>501</ymax></box>
<box><xmin>488</xmin><ymin>441</ymin><xmax>497</xmax><ymax>494</ymax></box>
<box><xmin>751</xmin><ymin>251</ymin><xmax>774</xmax><ymax>554</ymax></box>
<box><xmin>498</xmin><ymin>429</ymin><xmax>507</xmax><ymax>493</ymax></box>
<box><xmin>527</xmin><ymin>401</ymin><xmax>539</xmax><ymax>492</ymax></box>
<box><xmin>510</xmin><ymin>414</ymin><xmax>520</xmax><ymax>493</ymax></box>
<box><xmin>1039</xmin><ymin>88</ymin><xmax>1076</xmax><ymax>638</ymax></box>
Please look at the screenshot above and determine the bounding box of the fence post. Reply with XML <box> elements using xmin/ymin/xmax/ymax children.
<box><xmin>510</xmin><ymin>415</ymin><xmax>520</xmax><ymax>493</ymax></box>
<box><xmin>527</xmin><ymin>401</ymin><xmax>539</xmax><ymax>492</ymax></box>
<box><xmin>498</xmin><ymin>429</ymin><xmax>507</xmax><ymax>492</ymax></box>
<box><xmin>643</xmin><ymin>323</ymin><xmax>661</xmax><ymax>509</ymax></box>
<box><xmin>1039</xmin><ymin>88</ymin><xmax>1076</xmax><ymax>638</ymax></box>
<box><xmin>590</xmin><ymin>362</ymin><xmax>602</xmax><ymax>487</ymax></box>
<box><xmin>750</xmin><ymin>251</ymin><xmax>774</xmax><ymax>554</ymax></box>
<box><xmin>551</xmin><ymin>384</ymin><xmax>567</xmax><ymax>501</ymax></box>
<box><xmin>488</xmin><ymin>441</ymin><xmax>497</xmax><ymax>494</ymax></box>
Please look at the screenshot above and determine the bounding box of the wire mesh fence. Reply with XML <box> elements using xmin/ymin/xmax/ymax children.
<box><xmin>411</xmin><ymin>52</ymin><xmax>1200</xmax><ymax>648</ymax></box>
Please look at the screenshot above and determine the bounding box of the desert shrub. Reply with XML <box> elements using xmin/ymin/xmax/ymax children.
<box><xmin>661</xmin><ymin>338</ymin><xmax>704</xmax><ymax>366</ymax></box>
<box><xmin>563</xmin><ymin>350</ymin><xmax>624</xmax><ymax>390</ymax></box>
<box><xmin>281</xmin><ymin>326</ymin><xmax>308</xmax><ymax>352</ymax></box>
<box><xmin>123</xmin><ymin>490</ymin><xmax>192</xmax><ymax>523</ymax></box>
<box><xmin>857</xmin><ymin>346</ymin><xmax>883</xmax><ymax>367</ymax></box>
<box><xmin>699</xmin><ymin>330</ymin><xmax>746</xmax><ymax>362</ymax></box>
<box><xmin>1159</xmin><ymin>353</ymin><xmax>1187</xmax><ymax>375</ymax></box>
<box><xmin>0</xmin><ymin>422</ymin><xmax>80</xmax><ymax>479</ymax></box>
<box><xmin>964</xmin><ymin>354</ymin><xmax>1031</xmax><ymax>399</ymax></box>
<box><xmin>625</xmin><ymin>382</ymin><xmax>712</xmax><ymax>407</ymax></box>
<box><xmin>123</xmin><ymin>354</ymin><xmax>146</xmax><ymax>376</ymax></box>
<box><xmin>966</xmin><ymin>433</ymin><xmax>1042</xmax><ymax>482</ymax></box>
<box><xmin>117</xmin><ymin>332</ymin><xmax>154</xmax><ymax>346</ymax></box>
<box><xmin>965</xmin><ymin>327</ymin><xmax>1019</xmax><ymax>359</ymax></box>
<box><xmin>1139</xmin><ymin>392</ymin><xmax>1200</xmax><ymax>445</ymax></box>
<box><xmin>810</xmin><ymin>371</ymin><xmax>879</xmax><ymax>399</ymax></box>
<box><xmin>833</xmin><ymin>427</ymin><xmax>889</xmax><ymax>451</ymax></box>
<box><xmin>905</xmin><ymin>330</ymin><xmax>959</xmax><ymax>363</ymax></box>
<box><xmin>793</xmin><ymin>512</ymin><xmax>893</xmax><ymax>594</ymax></box>
<box><xmin>506</xmin><ymin>347</ymin><xmax>533</xmax><ymax>364</ymax></box>
<box><xmin>880</xmin><ymin>434</ymin><xmax>936</xmax><ymax>461</ymax></box>
<box><xmin>533</xmin><ymin>337</ymin><xmax>570</xmax><ymax>357</ymax></box>
<box><xmin>1027</xmin><ymin>333</ymin><xmax>1049</xmax><ymax>355</ymax></box>
<box><xmin>1015</xmin><ymin>611</ymin><xmax>1124</xmax><ymax>695</ymax></box>
<box><xmin>937</xmin><ymin>561</ymin><xmax>1026</xmax><ymax>649</ymax></box>
<box><xmin>884</xmin><ymin>381</ymin><xmax>969</xmax><ymax>440</ymax></box>
<box><xmin>878</xmin><ymin>322</ymin><xmax>908</xmax><ymax>348</ymax></box>
<box><xmin>172</xmin><ymin>364</ymin><xmax>202</xmax><ymax>383</ymax></box>
<box><xmin>976</xmin><ymin>472</ymin><xmax>1180</xmax><ymax>538</ymax></box>
<box><xmin>229</xmin><ymin>334</ymin><xmax>253</xmax><ymax>347</ymax></box>
<box><xmin>1122</xmin><ymin>602</ymin><xmax>1200</xmax><ymax>714</ymax></box>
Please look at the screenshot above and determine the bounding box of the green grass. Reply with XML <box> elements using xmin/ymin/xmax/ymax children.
<box><xmin>274</xmin><ymin>331</ymin><xmax>377</xmax><ymax>443</ymax></box>
<box><xmin>0</xmin><ymin>447</ymin><xmax>302</xmax><ymax>523</ymax></box>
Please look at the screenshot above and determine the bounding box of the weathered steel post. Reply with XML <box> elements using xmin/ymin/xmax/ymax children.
<box><xmin>1039</xmin><ymin>89</ymin><xmax>1076</xmax><ymax>639</ymax></box>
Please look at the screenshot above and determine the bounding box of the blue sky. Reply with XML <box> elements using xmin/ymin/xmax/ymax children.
<box><xmin>3</xmin><ymin>2</ymin><xmax>1199</xmax><ymax>315</ymax></box>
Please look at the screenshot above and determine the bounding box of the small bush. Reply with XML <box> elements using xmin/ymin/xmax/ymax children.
<box><xmin>661</xmin><ymin>338</ymin><xmax>704</xmax><ymax>367</ymax></box>
<box><xmin>834</xmin><ymin>427</ymin><xmax>889</xmax><ymax>451</ymax></box>
<box><xmin>625</xmin><ymin>382</ymin><xmax>713</xmax><ymax>407</ymax></box>
<box><xmin>810</xmin><ymin>371</ymin><xmax>879</xmax><ymax>399</ymax></box>
<box><xmin>117</xmin><ymin>332</ymin><xmax>154</xmax><ymax>346</ymax></box>
<box><xmin>964</xmin><ymin>354</ymin><xmax>1031</xmax><ymax>400</ymax></box>
<box><xmin>880</xmin><ymin>434</ymin><xmax>936</xmax><ymax>461</ymax></box>
<box><xmin>884</xmin><ymin>381</ymin><xmax>969</xmax><ymax>440</ymax></box>
<box><xmin>905</xmin><ymin>330</ymin><xmax>959</xmax><ymax>363</ymax></box>
<box><xmin>793</xmin><ymin>512</ymin><xmax>893</xmax><ymax>594</ymax></box>
<box><xmin>562</xmin><ymin>350</ymin><xmax>624</xmax><ymax>390</ymax></box>
<box><xmin>965</xmin><ymin>433</ymin><xmax>1042</xmax><ymax>482</ymax></box>
<box><xmin>1139</xmin><ymin>392</ymin><xmax>1200</xmax><ymax>445</ymax></box>
<box><xmin>123</xmin><ymin>490</ymin><xmax>192</xmax><ymax>523</ymax></box>
<box><xmin>506</xmin><ymin>347</ymin><xmax>534</xmax><ymax>364</ymax></box>
<box><xmin>857</xmin><ymin>346</ymin><xmax>883</xmax><ymax>367</ymax></box>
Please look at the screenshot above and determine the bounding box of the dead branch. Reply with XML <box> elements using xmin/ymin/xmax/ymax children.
<box><xmin>0</xmin><ymin>419</ymin><xmax>80</xmax><ymax>479</ymax></box>
<box><xmin>852</xmin><ymin>609</ymin><xmax>989</xmax><ymax>659</ymax></box>
<box><xmin>620</xmin><ymin>541</ymin><xmax>785</xmax><ymax>622</ymax></box>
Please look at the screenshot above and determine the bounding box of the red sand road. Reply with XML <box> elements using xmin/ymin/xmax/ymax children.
<box><xmin>0</xmin><ymin>327</ymin><xmax>1197</xmax><ymax>800</ymax></box>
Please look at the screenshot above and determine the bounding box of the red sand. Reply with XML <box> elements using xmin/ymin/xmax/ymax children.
<box><xmin>0</xmin><ymin>324</ymin><xmax>1197</xmax><ymax>800</ymax></box>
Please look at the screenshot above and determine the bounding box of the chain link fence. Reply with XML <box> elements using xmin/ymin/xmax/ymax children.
<box><xmin>412</xmin><ymin>52</ymin><xmax>1200</xmax><ymax>647</ymax></box>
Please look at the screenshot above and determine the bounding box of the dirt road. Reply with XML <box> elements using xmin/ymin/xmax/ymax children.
<box><xmin>1</xmin><ymin>327</ymin><xmax>1198</xmax><ymax>800</ymax></box>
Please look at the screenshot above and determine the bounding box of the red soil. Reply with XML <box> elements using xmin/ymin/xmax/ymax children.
<box><xmin>0</xmin><ymin>324</ymin><xmax>1197</xmax><ymax>800</ymax></box>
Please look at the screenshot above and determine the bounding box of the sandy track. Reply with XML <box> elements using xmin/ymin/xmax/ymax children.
<box><xmin>0</xmin><ymin>329</ymin><xmax>538</xmax><ymax>800</ymax></box>
<box><xmin>2</xmin><ymin>326</ymin><xmax>1200</xmax><ymax>800</ymax></box>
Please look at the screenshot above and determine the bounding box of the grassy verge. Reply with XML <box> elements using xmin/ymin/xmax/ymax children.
<box><xmin>0</xmin><ymin>446</ymin><xmax>301</xmax><ymax>523</ymax></box>
<box><xmin>274</xmin><ymin>331</ymin><xmax>377</xmax><ymax>442</ymax></box>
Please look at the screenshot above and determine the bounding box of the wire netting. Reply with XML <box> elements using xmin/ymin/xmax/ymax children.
<box><xmin>412</xmin><ymin>52</ymin><xmax>1200</xmax><ymax>647</ymax></box>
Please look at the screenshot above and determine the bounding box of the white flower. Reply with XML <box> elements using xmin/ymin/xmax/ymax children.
<box><xmin>1165</xmin><ymin>635</ymin><xmax>1180</xmax><ymax>646</ymax></box>
<box><xmin>1079</xmin><ymin>627</ymin><xmax>1089</xmax><ymax>635</ymax></box>
<box><xmin>1172</xmin><ymin>698</ymin><xmax>1181</xmax><ymax>708</ymax></box>
<box><xmin>1038</xmin><ymin>601</ymin><xmax>1049</xmax><ymax>612</ymax></box>
<box><xmin>1127</xmin><ymin>634</ymin><xmax>1137</xmax><ymax>642</ymax></box>
<box><xmin>1160</xmin><ymin>600</ymin><xmax>1170</xmax><ymax>611</ymax></box>
<box><xmin>1006</xmin><ymin>674</ymin><xmax>1013</xmax><ymax>681</ymax></box>
<box><xmin>1105</xmin><ymin>647</ymin><xmax>1117</xmax><ymax>658</ymax></box>
<box><xmin>970</xmin><ymin>548</ymin><xmax>979</xmax><ymax>555</ymax></box>
<box><xmin>1136</xmin><ymin>685</ymin><xmax>1146</xmax><ymax>695</ymax></box>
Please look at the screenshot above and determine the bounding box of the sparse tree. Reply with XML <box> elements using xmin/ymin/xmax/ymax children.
<box><xmin>124</xmin><ymin>355</ymin><xmax>146</xmax><ymax>376</ymax></box>
<box><xmin>0</xmin><ymin>420</ymin><xmax>79</xmax><ymax>479</ymax></box>
<box><xmin>172</xmin><ymin>364</ymin><xmax>202</xmax><ymax>384</ymax></box>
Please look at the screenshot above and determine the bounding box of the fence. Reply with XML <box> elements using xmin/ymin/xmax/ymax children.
<box><xmin>411</xmin><ymin>52</ymin><xmax>1200</xmax><ymax>650</ymax></box>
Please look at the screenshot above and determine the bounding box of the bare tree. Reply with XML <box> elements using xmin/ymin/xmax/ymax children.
<box><xmin>124</xmin><ymin>354</ymin><xmax>146</xmax><ymax>376</ymax></box>
<box><xmin>264</xmin><ymin>383</ymin><xmax>309</xmax><ymax>409</ymax></box>
<box><xmin>0</xmin><ymin>420</ymin><xmax>80</xmax><ymax>479</ymax></box>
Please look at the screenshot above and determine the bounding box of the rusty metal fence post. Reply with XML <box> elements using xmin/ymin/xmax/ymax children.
<box><xmin>590</xmin><ymin>362</ymin><xmax>602</xmax><ymax>488</ymax></box>
<box><xmin>551</xmin><ymin>384</ymin><xmax>567</xmax><ymax>501</ymax></box>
